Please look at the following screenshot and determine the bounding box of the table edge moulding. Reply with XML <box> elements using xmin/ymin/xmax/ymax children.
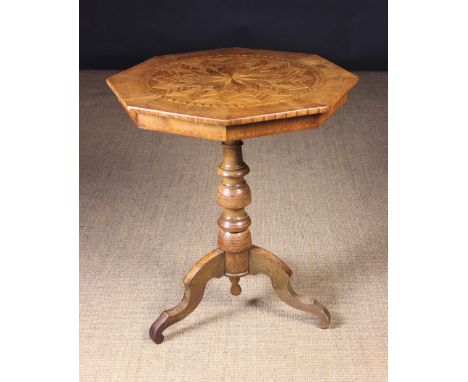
<box><xmin>107</xmin><ymin>47</ymin><xmax>358</xmax><ymax>141</ymax></box>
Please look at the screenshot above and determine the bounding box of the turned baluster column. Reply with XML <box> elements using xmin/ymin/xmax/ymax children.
<box><xmin>216</xmin><ymin>140</ymin><xmax>252</xmax><ymax>295</ymax></box>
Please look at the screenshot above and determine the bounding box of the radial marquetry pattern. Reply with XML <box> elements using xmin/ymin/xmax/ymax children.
<box><xmin>107</xmin><ymin>47</ymin><xmax>359</xmax><ymax>134</ymax></box>
<box><xmin>144</xmin><ymin>54</ymin><xmax>321</xmax><ymax>107</ymax></box>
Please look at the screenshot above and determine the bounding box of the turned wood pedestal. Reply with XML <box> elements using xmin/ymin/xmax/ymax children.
<box><xmin>107</xmin><ymin>48</ymin><xmax>358</xmax><ymax>344</ymax></box>
<box><xmin>149</xmin><ymin>140</ymin><xmax>330</xmax><ymax>343</ymax></box>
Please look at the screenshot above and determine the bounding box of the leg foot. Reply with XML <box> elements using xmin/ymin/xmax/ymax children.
<box><xmin>249</xmin><ymin>245</ymin><xmax>331</xmax><ymax>329</ymax></box>
<box><xmin>229</xmin><ymin>276</ymin><xmax>242</xmax><ymax>296</ymax></box>
<box><xmin>149</xmin><ymin>249</ymin><xmax>225</xmax><ymax>344</ymax></box>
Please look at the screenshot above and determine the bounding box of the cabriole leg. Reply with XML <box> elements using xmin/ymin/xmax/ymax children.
<box><xmin>249</xmin><ymin>245</ymin><xmax>331</xmax><ymax>329</ymax></box>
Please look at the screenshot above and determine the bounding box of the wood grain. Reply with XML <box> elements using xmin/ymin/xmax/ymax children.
<box><xmin>249</xmin><ymin>246</ymin><xmax>331</xmax><ymax>329</ymax></box>
<box><xmin>216</xmin><ymin>141</ymin><xmax>252</xmax><ymax>280</ymax></box>
<box><xmin>148</xmin><ymin>140</ymin><xmax>332</xmax><ymax>344</ymax></box>
<box><xmin>149</xmin><ymin>249</ymin><xmax>225</xmax><ymax>344</ymax></box>
<box><xmin>107</xmin><ymin>47</ymin><xmax>358</xmax><ymax>140</ymax></box>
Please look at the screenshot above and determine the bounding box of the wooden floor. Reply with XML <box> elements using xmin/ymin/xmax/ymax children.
<box><xmin>80</xmin><ymin>70</ymin><xmax>387</xmax><ymax>382</ymax></box>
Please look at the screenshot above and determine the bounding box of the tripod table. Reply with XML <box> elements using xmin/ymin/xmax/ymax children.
<box><xmin>107</xmin><ymin>47</ymin><xmax>358</xmax><ymax>344</ymax></box>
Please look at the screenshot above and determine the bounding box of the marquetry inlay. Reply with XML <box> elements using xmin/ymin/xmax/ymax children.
<box><xmin>142</xmin><ymin>54</ymin><xmax>322</xmax><ymax>108</ymax></box>
<box><xmin>107</xmin><ymin>47</ymin><xmax>359</xmax><ymax>136</ymax></box>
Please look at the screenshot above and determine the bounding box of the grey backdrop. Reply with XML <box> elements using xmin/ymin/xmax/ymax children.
<box><xmin>80</xmin><ymin>0</ymin><xmax>387</xmax><ymax>70</ymax></box>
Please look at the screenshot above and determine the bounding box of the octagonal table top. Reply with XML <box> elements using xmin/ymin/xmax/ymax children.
<box><xmin>107</xmin><ymin>47</ymin><xmax>358</xmax><ymax>141</ymax></box>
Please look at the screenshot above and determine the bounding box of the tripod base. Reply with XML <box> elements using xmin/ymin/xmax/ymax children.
<box><xmin>149</xmin><ymin>245</ymin><xmax>331</xmax><ymax>344</ymax></box>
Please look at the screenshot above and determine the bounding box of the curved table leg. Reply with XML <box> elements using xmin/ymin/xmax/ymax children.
<box><xmin>249</xmin><ymin>245</ymin><xmax>331</xmax><ymax>329</ymax></box>
<box><xmin>149</xmin><ymin>249</ymin><xmax>225</xmax><ymax>344</ymax></box>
